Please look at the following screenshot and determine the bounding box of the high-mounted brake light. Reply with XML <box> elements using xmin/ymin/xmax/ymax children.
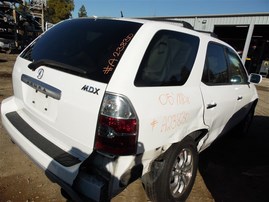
<box><xmin>94</xmin><ymin>93</ymin><xmax>139</xmax><ymax>155</ymax></box>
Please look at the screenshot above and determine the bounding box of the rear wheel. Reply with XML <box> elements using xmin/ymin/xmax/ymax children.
<box><xmin>143</xmin><ymin>137</ymin><xmax>198</xmax><ymax>202</ymax></box>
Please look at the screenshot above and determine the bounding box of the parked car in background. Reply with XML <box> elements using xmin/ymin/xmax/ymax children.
<box><xmin>1</xmin><ymin>17</ymin><xmax>262</xmax><ymax>202</ymax></box>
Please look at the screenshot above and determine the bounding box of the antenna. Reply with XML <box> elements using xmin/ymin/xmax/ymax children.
<box><xmin>120</xmin><ymin>11</ymin><xmax>124</xmax><ymax>18</ymax></box>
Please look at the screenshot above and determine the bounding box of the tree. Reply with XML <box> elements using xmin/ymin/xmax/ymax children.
<box><xmin>78</xmin><ymin>5</ymin><xmax>87</xmax><ymax>18</ymax></box>
<box><xmin>45</xmin><ymin>0</ymin><xmax>74</xmax><ymax>24</ymax></box>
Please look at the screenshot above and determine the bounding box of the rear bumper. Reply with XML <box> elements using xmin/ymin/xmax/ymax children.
<box><xmin>1</xmin><ymin>96</ymin><xmax>144</xmax><ymax>201</ymax></box>
<box><xmin>6</xmin><ymin>111</ymin><xmax>81</xmax><ymax>166</ymax></box>
<box><xmin>1</xmin><ymin>97</ymin><xmax>81</xmax><ymax>185</ymax></box>
<box><xmin>1</xmin><ymin>97</ymin><xmax>111</xmax><ymax>201</ymax></box>
<box><xmin>45</xmin><ymin>169</ymin><xmax>86</xmax><ymax>202</ymax></box>
<box><xmin>46</xmin><ymin>168</ymin><xmax>110</xmax><ymax>202</ymax></box>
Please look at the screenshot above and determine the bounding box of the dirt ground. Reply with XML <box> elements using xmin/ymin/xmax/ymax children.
<box><xmin>0</xmin><ymin>53</ymin><xmax>268</xmax><ymax>202</ymax></box>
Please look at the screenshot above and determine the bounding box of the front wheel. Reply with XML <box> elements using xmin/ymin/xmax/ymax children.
<box><xmin>143</xmin><ymin>137</ymin><xmax>198</xmax><ymax>202</ymax></box>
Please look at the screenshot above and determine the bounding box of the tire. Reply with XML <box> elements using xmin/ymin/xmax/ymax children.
<box><xmin>143</xmin><ymin>137</ymin><xmax>198</xmax><ymax>202</ymax></box>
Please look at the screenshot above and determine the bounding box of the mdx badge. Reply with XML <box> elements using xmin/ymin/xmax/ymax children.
<box><xmin>81</xmin><ymin>85</ymin><xmax>100</xmax><ymax>95</ymax></box>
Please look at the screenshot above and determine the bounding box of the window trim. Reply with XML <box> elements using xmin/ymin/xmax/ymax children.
<box><xmin>134</xmin><ymin>29</ymin><xmax>200</xmax><ymax>87</ymax></box>
<box><xmin>225</xmin><ymin>46</ymin><xmax>249</xmax><ymax>85</ymax></box>
<box><xmin>202</xmin><ymin>41</ymin><xmax>230</xmax><ymax>86</ymax></box>
<box><xmin>202</xmin><ymin>41</ymin><xmax>249</xmax><ymax>86</ymax></box>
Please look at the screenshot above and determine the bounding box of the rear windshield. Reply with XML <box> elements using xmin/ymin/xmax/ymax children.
<box><xmin>21</xmin><ymin>18</ymin><xmax>142</xmax><ymax>83</ymax></box>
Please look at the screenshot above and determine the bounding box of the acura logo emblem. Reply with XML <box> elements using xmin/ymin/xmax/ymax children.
<box><xmin>37</xmin><ymin>68</ymin><xmax>44</xmax><ymax>79</ymax></box>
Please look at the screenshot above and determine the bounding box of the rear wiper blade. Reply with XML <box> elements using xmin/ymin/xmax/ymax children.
<box><xmin>28</xmin><ymin>59</ymin><xmax>87</xmax><ymax>75</ymax></box>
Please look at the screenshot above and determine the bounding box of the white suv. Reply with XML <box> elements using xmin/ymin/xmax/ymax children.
<box><xmin>1</xmin><ymin>18</ymin><xmax>262</xmax><ymax>202</ymax></box>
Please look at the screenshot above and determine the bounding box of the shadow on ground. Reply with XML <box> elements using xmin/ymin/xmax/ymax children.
<box><xmin>199</xmin><ymin>115</ymin><xmax>269</xmax><ymax>202</ymax></box>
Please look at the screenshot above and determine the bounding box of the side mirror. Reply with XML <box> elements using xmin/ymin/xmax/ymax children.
<box><xmin>248</xmin><ymin>73</ymin><xmax>262</xmax><ymax>84</ymax></box>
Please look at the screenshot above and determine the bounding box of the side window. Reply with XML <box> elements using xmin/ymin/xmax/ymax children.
<box><xmin>202</xmin><ymin>42</ymin><xmax>229</xmax><ymax>85</ymax></box>
<box><xmin>226</xmin><ymin>47</ymin><xmax>248</xmax><ymax>84</ymax></box>
<box><xmin>134</xmin><ymin>30</ymin><xmax>199</xmax><ymax>86</ymax></box>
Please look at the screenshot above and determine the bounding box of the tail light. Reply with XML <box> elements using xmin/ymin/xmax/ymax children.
<box><xmin>94</xmin><ymin>93</ymin><xmax>139</xmax><ymax>155</ymax></box>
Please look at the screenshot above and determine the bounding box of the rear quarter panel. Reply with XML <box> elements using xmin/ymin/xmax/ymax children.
<box><xmin>106</xmin><ymin>23</ymin><xmax>208</xmax><ymax>153</ymax></box>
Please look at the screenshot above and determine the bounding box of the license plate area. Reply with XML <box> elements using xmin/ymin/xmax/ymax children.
<box><xmin>21</xmin><ymin>74</ymin><xmax>60</xmax><ymax>120</ymax></box>
<box><xmin>32</xmin><ymin>90</ymin><xmax>50</xmax><ymax>112</ymax></box>
<box><xmin>26</xmin><ymin>89</ymin><xmax>58</xmax><ymax>120</ymax></box>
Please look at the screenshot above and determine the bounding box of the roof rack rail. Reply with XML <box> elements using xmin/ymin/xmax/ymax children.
<box><xmin>141</xmin><ymin>18</ymin><xmax>218</xmax><ymax>38</ymax></box>
<box><xmin>195</xmin><ymin>30</ymin><xmax>218</xmax><ymax>38</ymax></box>
<box><xmin>157</xmin><ymin>19</ymin><xmax>194</xmax><ymax>30</ymax></box>
<box><xmin>142</xmin><ymin>18</ymin><xmax>194</xmax><ymax>30</ymax></box>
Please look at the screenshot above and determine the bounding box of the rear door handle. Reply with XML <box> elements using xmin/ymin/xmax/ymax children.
<box><xmin>207</xmin><ymin>102</ymin><xmax>217</xmax><ymax>109</ymax></box>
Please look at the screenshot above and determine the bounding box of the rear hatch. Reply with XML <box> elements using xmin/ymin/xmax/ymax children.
<box><xmin>15</xmin><ymin>18</ymin><xmax>142</xmax><ymax>158</ymax></box>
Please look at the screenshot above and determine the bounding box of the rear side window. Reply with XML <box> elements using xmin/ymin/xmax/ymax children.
<box><xmin>20</xmin><ymin>19</ymin><xmax>141</xmax><ymax>83</ymax></box>
<box><xmin>226</xmin><ymin>47</ymin><xmax>248</xmax><ymax>84</ymax></box>
<box><xmin>202</xmin><ymin>43</ymin><xmax>229</xmax><ymax>84</ymax></box>
<box><xmin>202</xmin><ymin>42</ymin><xmax>248</xmax><ymax>85</ymax></box>
<box><xmin>135</xmin><ymin>30</ymin><xmax>199</xmax><ymax>86</ymax></box>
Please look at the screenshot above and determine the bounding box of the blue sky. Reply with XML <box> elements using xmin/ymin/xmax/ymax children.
<box><xmin>72</xmin><ymin>0</ymin><xmax>269</xmax><ymax>18</ymax></box>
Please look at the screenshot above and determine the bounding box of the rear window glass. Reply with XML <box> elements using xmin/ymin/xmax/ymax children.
<box><xmin>20</xmin><ymin>18</ymin><xmax>142</xmax><ymax>83</ymax></box>
<box><xmin>134</xmin><ymin>30</ymin><xmax>199</xmax><ymax>86</ymax></box>
<box><xmin>202</xmin><ymin>42</ymin><xmax>229</xmax><ymax>84</ymax></box>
